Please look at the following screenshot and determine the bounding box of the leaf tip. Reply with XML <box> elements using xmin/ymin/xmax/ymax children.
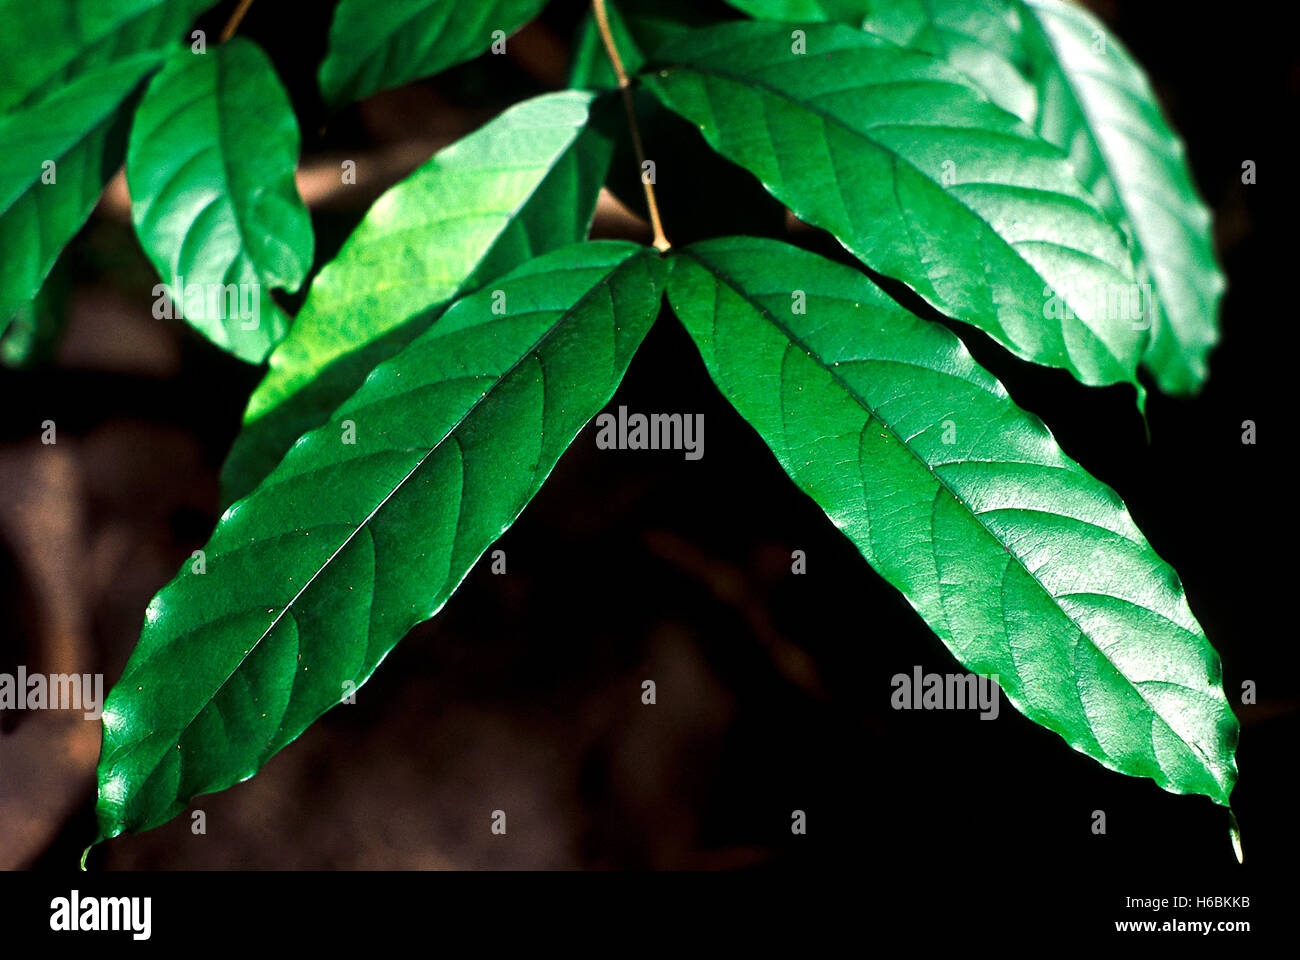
<box><xmin>1228</xmin><ymin>810</ymin><xmax>1243</xmax><ymax>864</ymax></box>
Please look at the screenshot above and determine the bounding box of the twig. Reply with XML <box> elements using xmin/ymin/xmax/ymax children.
<box><xmin>220</xmin><ymin>0</ymin><xmax>255</xmax><ymax>43</ymax></box>
<box><xmin>592</xmin><ymin>0</ymin><xmax>670</xmax><ymax>252</ymax></box>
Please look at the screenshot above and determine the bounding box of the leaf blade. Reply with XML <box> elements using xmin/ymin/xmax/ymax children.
<box><xmin>1019</xmin><ymin>0</ymin><xmax>1224</xmax><ymax>392</ymax></box>
<box><xmin>319</xmin><ymin>0</ymin><xmax>548</xmax><ymax>106</ymax></box>
<box><xmin>668</xmin><ymin>235</ymin><xmax>1237</xmax><ymax>803</ymax></box>
<box><xmin>221</xmin><ymin>90</ymin><xmax>614</xmax><ymax>504</ymax></box>
<box><xmin>0</xmin><ymin>0</ymin><xmax>218</xmax><ymax>322</ymax></box>
<box><xmin>127</xmin><ymin>39</ymin><xmax>313</xmax><ymax>363</ymax></box>
<box><xmin>0</xmin><ymin>53</ymin><xmax>161</xmax><ymax>323</ymax></box>
<box><xmin>96</xmin><ymin>240</ymin><xmax>666</xmax><ymax>840</ymax></box>
<box><xmin>643</xmin><ymin>20</ymin><xmax>1147</xmax><ymax>391</ymax></box>
<box><xmin>729</xmin><ymin>0</ymin><xmax>1226</xmax><ymax>392</ymax></box>
<box><xmin>0</xmin><ymin>0</ymin><xmax>216</xmax><ymax>111</ymax></box>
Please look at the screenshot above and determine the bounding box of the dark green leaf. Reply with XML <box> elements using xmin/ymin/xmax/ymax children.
<box><xmin>319</xmin><ymin>0</ymin><xmax>548</xmax><ymax>106</ymax></box>
<box><xmin>643</xmin><ymin>20</ymin><xmax>1147</xmax><ymax>392</ymax></box>
<box><xmin>668</xmin><ymin>235</ymin><xmax>1237</xmax><ymax>803</ymax></box>
<box><xmin>0</xmin><ymin>54</ymin><xmax>159</xmax><ymax>324</ymax></box>
<box><xmin>221</xmin><ymin>90</ymin><xmax>614</xmax><ymax>504</ymax></box>
<box><xmin>96</xmin><ymin>240</ymin><xmax>666</xmax><ymax>841</ymax></box>
<box><xmin>0</xmin><ymin>0</ymin><xmax>216</xmax><ymax>111</ymax></box>
<box><xmin>127</xmin><ymin>39</ymin><xmax>313</xmax><ymax>363</ymax></box>
<box><xmin>727</xmin><ymin>0</ymin><xmax>1225</xmax><ymax>393</ymax></box>
<box><xmin>0</xmin><ymin>0</ymin><xmax>217</xmax><ymax>323</ymax></box>
<box><xmin>0</xmin><ymin>265</ymin><xmax>65</xmax><ymax>367</ymax></box>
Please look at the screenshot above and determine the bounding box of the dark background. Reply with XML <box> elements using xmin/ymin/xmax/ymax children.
<box><xmin>0</xmin><ymin>0</ymin><xmax>1293</xmax><ymax>928</ymax></box>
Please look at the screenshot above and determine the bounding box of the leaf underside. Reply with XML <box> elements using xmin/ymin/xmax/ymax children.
<box><xmin>96</xmin><ymin>241</ymin><xmax>666</xmax><ymax>840</ymax></box>
<box><xmin>668</xmin><ymin>236</ymin><xmax>1237</xmax><ymax>804</ymax></box>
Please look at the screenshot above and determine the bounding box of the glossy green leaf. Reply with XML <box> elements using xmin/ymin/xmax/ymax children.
<box><xmin>726</xmin><ymin>0</ymin><xmax>1225</xmax><ymax>392</ymax></box>
<box><xmin>858</xmin><ymin>0</ymin><xmax>1038</xmax><ymax>120</ymax></box>
<box><xmin>0</xmin><ymin>0</ymin><xmax>217</xmax><ymax>323</ymax></box>
<box><xmin>0</xmin><ymin>55</ymin><xmax>159</xmax><ymax>324</ymax></box>
<box><xmin>319</xmin><ymin>0</ymin><xmax>548</xmax><ymax>106</ymax></box>
<box><xmin>127</xmin><ymin>39</ymin><xmax>313</xmax><ymax>363</ymax></box>
<box><xmin>1018</xmin><ymin>0</ymin><xmax>1223</xmax><ymax>392</ymax></box>
<box><xmin>668</xmin><ymin>235</ymin><xmax>1237</xmax><ymax>803</ymax></box>
<box><xmin>222</xmin><ymin>90</ymin><xmax>614</xmax><ymax>504</ymax></box>
<box><xmin>643</xmin><ymin>21</ymin><xmax>1147</xmax><ymax>392</ymax></box>
<box><xmin>724</xmin><ymin>0</ymin><xmax>1033</xmax><ymax>117</ymax></box>
<box><xmin>0</xmin><ymin>0</ymin><xmax>216</xmax><ymax>111</ymax></box>
<box><xmin>95</xmin><ymin>240</ymin><xmax>666</xmax><ymax>841</ymax></box>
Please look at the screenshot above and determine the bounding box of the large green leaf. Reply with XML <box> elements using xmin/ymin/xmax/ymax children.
<box><xmin>726</xmin><ymin>0</ymin><xmax>1225</xmax><ymax>393</ymax></box>
<box><xmin>1017</xmin><ymin>0</ymin><xmax>1223</xmax><ymax>392</ymax></box>
<box><xmin>668</xmin><ymin>235</ymin><xmax>1237</xmax><ymax>804</ymax></box>
<box><xmin>722</xmin><ymin>0</ymin><xmax>1032</xmax><ymax>113</ymax></box>
<box><xmin>127</xmin><ymin>39</ymin><xmax>313</xmax><ymax>363</ymax></box>
<box><xmin>222</xmin><ymin>90</ymin><xmax>614</xmax><ymax>504</ymax></box>
<box><xmin>0</xmin><ymin>55</ymin><xmax>160</xmax><ymax>324</ymax></box>
<box><xmin>319</xmin><ymin>0</ymin><xmax>549</xmax><ymax>106</ymax></box>
<box><xmin>858</xmin><ymin>0</ymin><xmax>1038</xmax><ymax>121</ymax></box>
<box><xmin>0</xmin><ymin>0</ymin><xmax>217</xmax><ymax>322</ymax></box>
<box><xmin>95</xmin><ymin>240</ymin><xmax>666</xmax><ymax>841</ymax></box>
<box><xmin>643</xmin><ymin>21</ymin><xmax>1147</xmax><ymax>392</ymax></box>
<box><xmin>0</xmin><ymin>0</ymin><xmax>216</xmax><ymax>111</ymax></box>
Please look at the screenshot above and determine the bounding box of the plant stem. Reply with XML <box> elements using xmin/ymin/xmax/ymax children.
<box><xmin>592</xmin><ymin>0</ymin><xmax>671</xmax><ymax>252</ymax></box>
<box><xmin>220</xmin><ymin>0</ymin><xmax>256</xmax><ymax>43</ymax></box>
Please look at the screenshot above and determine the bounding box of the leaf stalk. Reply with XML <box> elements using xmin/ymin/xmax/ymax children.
<box><xmin>592</xmin><ymin>0</ymin><xmax>671</xmax><ymax>252</ymax></box>
<box><xmin>220</xmin><ymin>0</ymin><xmax>256</xmax><ymax>43</ymax></box>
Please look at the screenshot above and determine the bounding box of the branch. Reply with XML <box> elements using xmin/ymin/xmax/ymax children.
<box><xmin>220</xmin><ymin>0</ymin><xmax>255</xmax><ymax>43</ymax></box>
<box><xmin>592</xmin><ymin>0</ymin><xmax>670</xmax><ymax>252</ymax></box>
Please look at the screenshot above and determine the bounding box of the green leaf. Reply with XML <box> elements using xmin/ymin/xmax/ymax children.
<box><xmin>643</xmin><ymin>21</ymin><xmax>1147</xmax><ymax>392</ymax></box>
<box><xmin>721</xmin><ymin>0</ymin><xmax>873</xmax><ymax>22</ymax></box>
<box><xmin>668</xmin><ymin>235</ymin><xmax>1237</xmax><ymax>804</ymax></box>
<box><xmin>95</xmin><ymin>240</ymin><xmax>666</xmax><ymax>841</ymax></box>
<box><xmin>319</xmin><ymin>0</ymin><xmax>549</xmax><ymax>106</ymax></box>
<box><xmin>127</xmin><ymin>39</ymin><xmax>313</xmax><ymax>363</ymax></box>
<box><xmin>1</xmin><ymin>266</ymin><xmax>66</xmax><ymax>368</ymax></box>
<box><xmin>858</xmin><ymin>0</ymin><xmax>1038</xmax><ymax>121</ymax></box>
<box><xmin>570</xmin><ymin>0</ymin><xmax>719</xmax><ymax>90</ymax></box>
<box><xmin>0</xmin><ymin>0</ymin><xmax>217</xmax><ymax>324</ymax></box>
<box><xmin>726</xmin><ymin>0</ymin><xmax>1225</xmax><ymax>393</ymax></box>
<box><xmin>221</xmin><ymin>90</ymin><xmax>614</xmax><ymax>505</ymax></box>
<box><xmin>0</xmin><ymin>54</ymin><xmax>160</xmax><ymax>324</ymax></box>
<box><xmin>0</xmin><ymin>0</ymin><xmax>217</xmax><ymax>111</ymax></box>
<box><xmin>1017</xmin><ymin>0</ymin><xmax>1223</xmax><ymax>392</ymax></box>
